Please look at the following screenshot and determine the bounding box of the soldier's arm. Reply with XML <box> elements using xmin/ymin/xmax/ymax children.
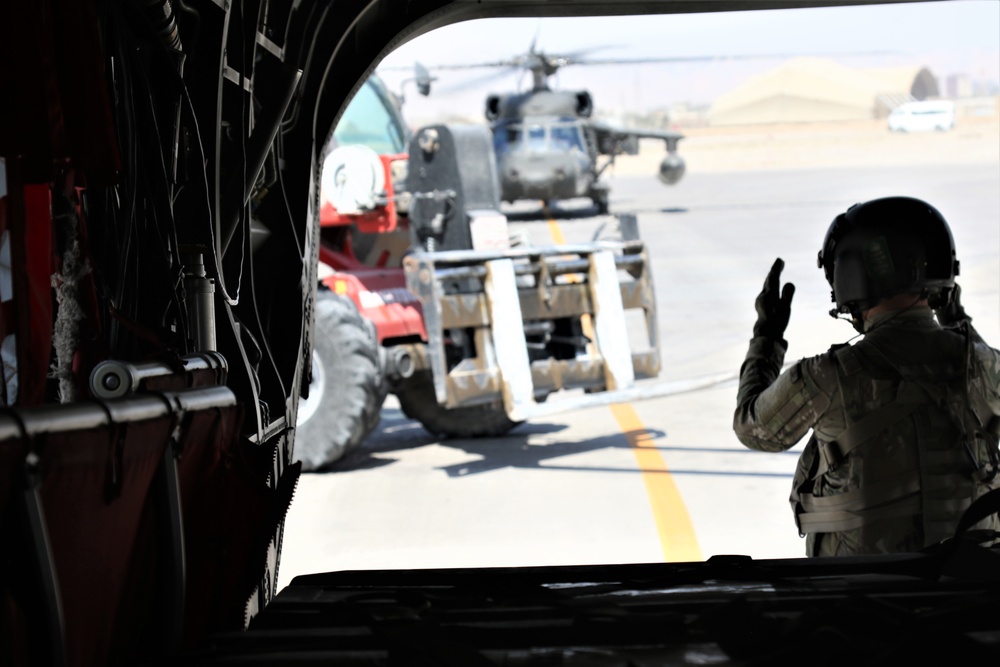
<box><xmin>973</xmin><ymin>336</ymin><xmax>1000</xmax><ymax>408</ymax></box>
<box><xmin>733</xmin><ymin>337</ymin><xmax>834</xmax><ymax>452</ymax></box>
<box><xmin>944</xmin><ymin>284</ymin><xmax>1000</xmax><ymax>407</ymax></box>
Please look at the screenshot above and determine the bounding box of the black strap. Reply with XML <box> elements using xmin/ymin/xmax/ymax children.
<box><xmin>155</xmin><ymin>432</ymin><xmax>187</xmax><ymax>653</ymax></box>
<box><xmin>953</xmin><ymin>486</ymin><xmax>1000</xmax><ymax>539</ymax></box>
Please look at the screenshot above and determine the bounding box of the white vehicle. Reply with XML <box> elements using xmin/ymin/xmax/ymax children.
<box><xmin>888</xmin><ymin>100</ymin><xmax>956</xmax><ymax>132</ymax></box>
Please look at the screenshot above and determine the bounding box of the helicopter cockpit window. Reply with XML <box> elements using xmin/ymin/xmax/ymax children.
<box><xmin>332</xmin><ymin>79</ymin><xmax>407</xmax><ymax>155</ymax></box>
<box><xmin>494</xmin><ymin>124</ymin><xmax>521</xmax><ymax>155</ymax></box>
<box><xmin>550</xmin><ymin>124</ymin><xmax>585</xmax><ymax>152</ymax></box>
<box><xmin>526</xmin><ymin>125</ymin><xmax>547</xmax><ymax>152</ymax></box>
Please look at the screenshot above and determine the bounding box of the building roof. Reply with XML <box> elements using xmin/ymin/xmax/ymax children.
<box><xmin>708</xmin><ymin>57</ymin><xmax>936</xmax><ymax>125</ymax></box>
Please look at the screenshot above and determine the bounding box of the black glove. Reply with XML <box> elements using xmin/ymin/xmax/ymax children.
<box><xmin>753</xmin><ymin>258</ymin><xmax>795</xmax><ymax>340</ymax></box>
<box><xmin>935</xmin><ymin>284</ymin><xmax>971</xmax><ymax>327</ymax></box>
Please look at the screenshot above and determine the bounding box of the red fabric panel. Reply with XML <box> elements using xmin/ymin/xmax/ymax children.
<box><xmin>0</xmin><ymin>439</ymin><xmax>31</xmax><ymax>665</ymax></box>
<box><xmin>105</xmin><ymin>476</ymin><xmax>163</xmax><ymax>664</ymax></box>
<box><xmin>3</xmin><ymin>402</ymin><xmax>301</xmax><ymax>660</ymax></box>
<box><xmin>177</xmin><ymin>405</ymin><xmax>301</xmax><ymax>647</ymax></box>
<box><xmin>38</xmin><ymin>417</ymin><xmax>173</xmax><ymax>667</ymax></box>
<box><xmin>177</xmin><ymin>405</ymin><xmax>270</xmax><ymax>642</ymax></box>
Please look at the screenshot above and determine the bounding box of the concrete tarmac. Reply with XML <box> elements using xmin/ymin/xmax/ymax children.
<box><xmin>279</xmin><ymin>160</ymin><xmax>999</xmax><ymax>588</ymax></box>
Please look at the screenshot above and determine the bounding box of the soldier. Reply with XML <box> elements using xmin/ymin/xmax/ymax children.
<box><xmin>733</xmin><ymin>197</ymin><xmax>1000</xmax><ymax>557</ymax></box>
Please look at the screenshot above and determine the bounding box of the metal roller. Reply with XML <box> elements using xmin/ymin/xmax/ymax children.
<box><xmin>89</xmin><ymin>352</ymin><xmax>228</xmax><ymax>400</ymax></box>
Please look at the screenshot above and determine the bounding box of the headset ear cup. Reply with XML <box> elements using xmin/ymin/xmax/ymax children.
<box><xmin>928</xmin><ymin>285</ymin><xmax>952</xmax><ymax>311</ymax></box>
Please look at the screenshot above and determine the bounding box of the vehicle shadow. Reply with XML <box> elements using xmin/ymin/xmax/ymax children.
<box><xmin>437</xmin><ymin>426</ymin><xmax>795</xmax><ymax>479</ymax></box>
<box><xmin>323</xmin><ymin>407</ymin><xmax>795</xmax><ymax>477</ymax></box>
<box><xmin>348</xmin><ymin>404</ymin><xmax>672</xmax><ymax>477</ymax></box>
<box><xmin>435</xmin><ymin>427</ymin><xmax>665</xmax><ymax>477</ymax></box>
<box><xmin>325</xmin><ymin>408</ymin><xmax>572</xmax><ymax>473</ymax></box>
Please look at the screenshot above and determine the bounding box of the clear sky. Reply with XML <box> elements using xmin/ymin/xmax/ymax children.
<box><xmin>375</xmin><ymin>1</ymin><xmax>1000</xmax><ymax>125</ymax></box>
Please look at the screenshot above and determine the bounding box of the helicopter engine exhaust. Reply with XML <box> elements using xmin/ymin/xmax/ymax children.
<box><xmin>658</xmin><ymin>154</ymin><xmax>686</xmax><ymax>186</ymax></box>
<box><xmin>485</xmin><ymin>95</ymin><xmax>502</xmax><ymax>121</ymax></box>
<box><xmin>575</xmin><ymin>92</ymin><xmax>593</xmax><ymax>118</ymax></box>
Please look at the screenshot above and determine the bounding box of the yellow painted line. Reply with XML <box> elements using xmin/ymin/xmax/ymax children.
<box><xmin>610</xmin><ymin>403</ymin><xmax>703</xmax><ymax>562</ymax></box>
<box><xmin>547</xmin><ymin>216</ymin><xmax>598</xmax><ymax>354</ymax></box>
<box><xmin>546</xmin><ymin>216</ymin><xmax>702</xmax><ymax>563</ymax></box>
<box><xmin>547</xmin><ymin>217</ymin><xmax>566</xmax><ymax>245</ymax></box>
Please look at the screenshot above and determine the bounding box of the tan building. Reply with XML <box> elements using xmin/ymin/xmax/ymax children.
<box><xmin>708</xmin><ymin>57</ymin><xmax>938</xmax><ymax>126</ymax></box>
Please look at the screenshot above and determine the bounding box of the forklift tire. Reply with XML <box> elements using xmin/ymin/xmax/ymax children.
<box><xmin>395</xmin><ymin>371</ymin><xmax>521</xmax><ymax>438</ymax></box>
<box><xmin>295</xmin><ymin>291</ymin><xmax>386</xmax><ymax>470</ymax></box>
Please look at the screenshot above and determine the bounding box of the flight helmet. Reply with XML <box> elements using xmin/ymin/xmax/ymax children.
<box><xmin>817</xmin><ymin>197</ymin><xmax>959</xmax><ymax>320</ymax></box>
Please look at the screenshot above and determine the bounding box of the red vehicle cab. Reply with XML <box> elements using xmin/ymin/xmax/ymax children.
<box><xmin>316</xmin><ymin>76</ymin><xmax>425</xmax><ymax>343</ymax></box>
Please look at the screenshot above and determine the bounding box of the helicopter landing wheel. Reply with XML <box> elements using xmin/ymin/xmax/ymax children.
<box><xmin>592</xmin><ymin>193</ymin><xmax>610</xmax><ymax>215</ymax></box>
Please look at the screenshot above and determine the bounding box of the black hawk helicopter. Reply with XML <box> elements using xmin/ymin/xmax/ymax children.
<box><xmin>398</xmin><ymin>44</ymin><xmax>688</xmax><ymax>214</ymax></box>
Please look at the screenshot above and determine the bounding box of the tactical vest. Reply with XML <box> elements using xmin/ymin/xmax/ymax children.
<box><xmin>792</xmin><ymin>325</ymin><xmax>1000</xmax><ymax>552</ymax></box>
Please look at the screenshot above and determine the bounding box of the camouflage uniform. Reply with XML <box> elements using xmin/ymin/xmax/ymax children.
<box><xmin>734</xmin><ymin>307</ymin><xmax>1000</xmax><ymax>556</ymax></box>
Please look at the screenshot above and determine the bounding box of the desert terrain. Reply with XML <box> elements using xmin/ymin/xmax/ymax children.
<box><xmin>617</xmin><ymin>110</ymin><xmax>1000</xmax><ymax>174</ymax></box>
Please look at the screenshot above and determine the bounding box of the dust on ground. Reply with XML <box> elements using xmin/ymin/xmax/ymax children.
<box><xmin>613</xmin><ymin>114</ymin><xmax>1000</xmax><ymax>175</ymax></box>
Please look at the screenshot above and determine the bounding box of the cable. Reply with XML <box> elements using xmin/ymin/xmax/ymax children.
<box><xmin>116</xmin><ymin>5</ymin><xmax>192</xmax><ymax>353</ymax></box>
<box><xmin>112</xmin><ymin>0</ymin><xmax>242</xmax><ymax>307</ymax></box>
<box><xmin>280</xmin><ymin>2</ymin><xmax>327</xmax><ymax>133</ymax></box>
<box><xmin>243</xmin><ymin>182</ymin><xmax>288</xmax><ymax>404</ymax></box>
<box><xmin>177</xmin><ymin>77</ymin><xmax>241</xmax><ymax>305</ymax></box>
<box><xmin>132</xmin><ymin>46</ymin><xmax>192</xmax><ymax>346</ymax></box>
<box><xmin>276</xmin><ymin>132</ymin><xmax>303</xmax><ymax>257</ymax></box>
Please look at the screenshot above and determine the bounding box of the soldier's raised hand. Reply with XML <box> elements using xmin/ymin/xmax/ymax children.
<box><xmin>753</xmin><ymin>258</ymin><xmax>795</xmax><ymax>341</ymax></box>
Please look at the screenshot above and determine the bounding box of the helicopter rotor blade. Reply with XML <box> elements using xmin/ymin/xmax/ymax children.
<box><xmin>379</xmin><ymin>44</ymin><xmax>617</xmax><ymax>75</ymax></box>
<box><xmin>380</xmin><ymin>58</ymin><xmax>521</xmax><ymax>72</ymax></box>
<box><xmin>379</xmin><ymin>45</ymin><xmax>898</xmax><ymax>97</ymax></box>
<box><xmin>426</xmin><ymin>66</ymin><xmax>524</xmax><ymax>94</ymax></box>
<box><xmin>391</xmin><ymin>48</ymin><xmax>896</xmax><ymax>73</ymax></box>
<box><xmin>546</xmin><ymin>45</ymin><xmax>621</xmax><ymax>65</ymax></box>
<box><xmin>554</xmin><ymin>49</ymin><xmax>898</xmax><ymax>67</ymax></box>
